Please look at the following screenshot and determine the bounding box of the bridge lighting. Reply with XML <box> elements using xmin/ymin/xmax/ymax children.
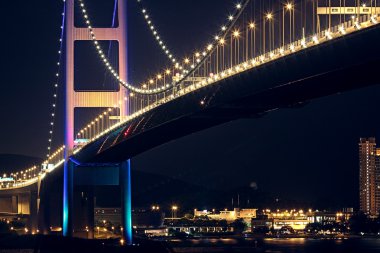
<box><xmin>166</xmin><ymin>69</ymin><xmax>171</xmax><ymax>75</ymax></box>
<box><xmin>236</xmin><ymin>3</ymin><xmax>242</xmax><ymax>9</ymax></box>
<box><xmin>233</xmin><ymin>30</ymin><xmax>240</xmax><ymax>38</ymax></box>
<box><xmin>228</xmin><ymin>15</ymin><xmax>234</xmax><ymax>21</ymax></box>
<box><xmin>221</xmin><ymin>26</ymin><xmax>227</xmax><ymax>31</ymax></box>
<box><xmin>157</xmin><ymin>74</ymin><xmax>162</xmax><ymax>79</ymax></box>
<box><xmin>280</xmin><ymin>48</ymin><xmax>285</xmax><ymax>55</ymax></box>
<box><xmin>338</xmin><ymin>26</ymin><xmax>346</xmax><ymax>35</ymax></box>
<box><xmin>371</xmin><ymin>15</ymin><xmax>378</xmax><ymax>24</ymax></box>
<box><xmin>312</xmin><ymin>35</ymin><xmax>319</xmax><ymax>44</ymax></box>
<box><xmin>362</xmin><ymin>3</ymin><xmax>366</xmax><ymax>7</ymax></box>
<box><xmin>289</xmin><ymin>44</ymin><xmax>295</xmax><ymax>52</ymax></box>
<box><xmin>207</xmin><ymin>44</ymin><xmax>213</xmax><ymax>51</ymax></box>
<box><xmin>219</xmin><ymin>38</ymin><xmax>225</xmax><ymax>45</ymax></box>
<box><xmin>215</xmin><ymin>35</ymin><xmax>220</xmax><ymax>40</ymax></box>
<box><xmin>325</xmin><ymin>31</ymin><xmax>333</xmax><ymax>40</ymax></box>
<box><xmin>301</xmin><ymin>39</ymin><xmax>307</xmax><ymax>48</ymax></box>
<box><xmin>286</xmin><ymin>3</ymin><xmax>293</xmax><ymax>10</ymax></box>
<box><xmin>249</xmin><ymin>22</ymin><xmax>255</xmax><ymax>29</ymax></box>
<box><xmin>266</xmin><ymin>13</ymin><xmax>273</xmax><ymax>20</ymax></box>
<box><xmin>354</xmin><ymin>21</ymin><xmax>361</xmax><ymax>29</ymax></box>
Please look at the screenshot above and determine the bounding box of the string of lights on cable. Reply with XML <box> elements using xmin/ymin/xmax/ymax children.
<box><xmin>77</xmin><ymin>0</ymin><xmax>250</xmax><ymax>95</ymax></box>
<box><xmin>135</xmin><ymin>0</ymin><xmax>181</xmax><ymax>67</ymax></box>
<box><xmin>46</xmin><ymin>1</ymin><xmax>66</xmax><ymax>159</ymax></box>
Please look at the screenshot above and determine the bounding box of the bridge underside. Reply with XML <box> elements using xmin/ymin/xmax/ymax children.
<box><xmin>74</xmin><ymin>25</ymin><xmax>380</xmax><ymax>163</ymax></box>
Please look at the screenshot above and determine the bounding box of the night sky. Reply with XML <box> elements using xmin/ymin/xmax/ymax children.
<box><xmin>1</xmin><ymin>0</ymin><xmax>380</xmax><ymax>208</ymax></box>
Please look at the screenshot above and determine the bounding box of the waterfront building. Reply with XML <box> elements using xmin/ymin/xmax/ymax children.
<box><xmin>252</xmin><ymin>209</ymin><xmax>310</xmax><ymax>231</ymax></box>
<box><xmin>194</xmin><ymin>208</ymin><xmax>257</xmax><ymax>224</ymax></box>
<box><xmin>251</xmin><ymin>209</ymin><xmax>352</xmax><ymax>232</ymax></box>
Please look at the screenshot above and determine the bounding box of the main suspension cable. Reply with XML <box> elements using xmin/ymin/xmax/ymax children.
<box><xmin>77</xmin><ymin>0</ymin><xmax>250</xmax><ymax>95</ymax></box>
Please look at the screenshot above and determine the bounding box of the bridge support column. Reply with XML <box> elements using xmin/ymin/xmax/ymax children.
<box><xmin>29</xmin><ymin>191</ymin><xmax>38</xmax><ymax>233</ymax></box>
<box><xmin>63</xmin><ymin>160</ymin><xmax>74</xmax><ymax>237</ymax></box>
<box><xmin>120</xmin><ymin>160</ymin><xmax>132</xmax><ymax>245</ymax></box>
<box><xmin>11</xmin><ymin>196</ymin><xmax>17</xmax><ymax>213</ymax></box>
<box><xmin>64</xmin><ymin>0</ymin><xmax>128</xmax><ymax>238</ymax></box>
<box><xmin>38</xmin><ymin>186</ymin><xmax>51</xmax><ymax>235</ymax></box>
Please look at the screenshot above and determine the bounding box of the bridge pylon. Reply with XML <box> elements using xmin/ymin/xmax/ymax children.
<box><xmin>63</xmin><ymin>0</ymin><xmax>131</xmax><ymax>243</ymax></box>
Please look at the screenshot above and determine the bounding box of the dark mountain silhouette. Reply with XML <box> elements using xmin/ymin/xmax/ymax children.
<box><xmin>95</xmin><ymin>171</ymin><xmax>308</xmax><ymax>212</ymax></box>
<box><xmin>0</xmin><ymin>155</ymin><xmax>318</xmax><ymax>212</ymax></box>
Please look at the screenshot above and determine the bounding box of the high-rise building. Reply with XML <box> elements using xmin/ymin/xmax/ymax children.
<box><xmin>376</xmin><ymin>148</ymin><xmax>380</xmax><ymax>216</ymax></box>
<box><xmin>359</xmin><ymin>138</ymin><xmax>380</xmax><ymax>217</ymax></box>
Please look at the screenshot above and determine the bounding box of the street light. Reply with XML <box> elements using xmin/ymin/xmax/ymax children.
<box><xmin>264</xmin><ymin>12</ymin><xmax>274</xmax><ymax>53</ymax></box>
<box><xmin>284</xmin><ymin>2</ymin><xmax>294</xmax><ymax>45</ymax></box>
<box><xmin>172</xmin><ymin>205</ymin><xmax>178</xmax><ymax>219</ymax></box>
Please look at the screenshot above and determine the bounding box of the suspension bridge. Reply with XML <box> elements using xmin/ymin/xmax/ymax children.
<box><xmin>0</xmin><ymin>0</ymin><xmax>379</xmax><ymax>245</ymax></box>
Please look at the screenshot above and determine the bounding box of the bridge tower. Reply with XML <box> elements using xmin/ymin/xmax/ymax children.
<box><xmin>63</xmin><ymin>0</ymin><xmax>132</xmax><ymax>244</ymax></box>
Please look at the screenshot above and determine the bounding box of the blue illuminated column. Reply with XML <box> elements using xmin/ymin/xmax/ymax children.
<box><xmin>63</xmin><ymin>160</ymin><xmax>74</xmax><ymax>237</ymax></box>
<box><xmin>120</xmin><ymin>160</ymin><xmax>132</xmax><ymax>245</ymax></box>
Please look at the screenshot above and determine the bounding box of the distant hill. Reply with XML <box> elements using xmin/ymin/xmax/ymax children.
<box><xmin>0</xmin><ymin>155</ymin><xmax>314</xmax><ymax>211</ymax></box>
<box><xmin>95</xmin><ymin>170</ymin><xmax>296</xmax><ymax>211</ymax></box>
<box><xmin>0</xmin><ymin>154</ymin><xmax>42</xmax><ymax>173</ymax></box>
<box><xmin>95</xmin><ymin>170</ymin><xmax>230</xmax><ymax>210</ymax></box>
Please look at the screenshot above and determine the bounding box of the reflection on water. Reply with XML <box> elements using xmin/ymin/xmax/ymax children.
<box><xmin>168</xmin><ymin>237</ymin><xmax>380</xmax><ymax>253</ymax></box>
